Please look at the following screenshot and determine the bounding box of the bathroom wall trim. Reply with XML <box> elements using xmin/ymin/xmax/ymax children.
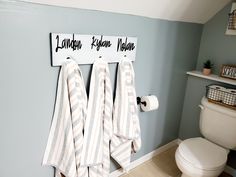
<box><xmin>110</xmin><ymin>139</ymin><xmax>235</xmax><ymax>177</ymax></box>
<box><xmin>110</xmin><ymin>139</ymin><xmax>181</xmax><ymax>177</ymax></box>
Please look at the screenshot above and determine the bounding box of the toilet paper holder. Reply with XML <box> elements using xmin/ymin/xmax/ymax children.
<box><xmin>137</xmin><ymin>97</ymin><xmax>147</xmax><ymax>106</ymax></box>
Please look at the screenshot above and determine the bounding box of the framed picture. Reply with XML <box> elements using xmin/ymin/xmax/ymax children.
<box><xmin>226</xmin><ymin>2</ymin><xmax>236</xmax><ymax>35</ymax></box>
<box><xmin>220</xmin><ymin>65</ymin><xmax>236</xmax><ymax>80</ymax></box>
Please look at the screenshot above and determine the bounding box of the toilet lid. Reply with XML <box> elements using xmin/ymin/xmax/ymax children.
<box><xmin>178</xmin><ymin>137</ymin><xmax>228</xmax><ymax>170</ymax></box>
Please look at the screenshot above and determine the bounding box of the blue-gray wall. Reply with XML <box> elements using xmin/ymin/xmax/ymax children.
<box><xmin>0</xmin><ymin>1</ymin><xmax>203</xmax><ymax>177</ymax></box>
<box><xmin>179</xmin><ymin>2</ymin><xmax>236</xmax><ymax>172</ymax></box>
<box><xmin>196</xmin><ymin>3</ymin><xmax>236</xmax><ymax>74</ymax></box>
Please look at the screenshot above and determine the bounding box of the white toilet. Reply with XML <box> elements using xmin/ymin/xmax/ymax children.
<box><xmin>175</xmin><ymin>97</ymin><xmax>236</xmax><ymax>177</ymax></box>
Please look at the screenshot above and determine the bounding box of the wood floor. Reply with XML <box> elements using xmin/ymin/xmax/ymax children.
<box><xmin>120</xmin><ymin>146</ymin><xmax>232</xmax><ymax>177</ymax></box>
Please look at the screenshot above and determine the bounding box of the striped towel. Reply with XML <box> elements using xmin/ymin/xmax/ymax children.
<box><xmin>80</xmin><ymin>59</ymin><xmax>113</xmax><ymax>177</ymax></box>
<box><xmin>111</xmin><ymin>59</ymin><xmax>141</xmax><ymax>171</ymax></box>
<box><xmin>42</xmin><ymin>59</ymin><xmax>88</xmax><ymax>177</ymax></box>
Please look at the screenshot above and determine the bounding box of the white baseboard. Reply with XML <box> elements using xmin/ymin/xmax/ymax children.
<box><xmin>110</xmin><ymin>138</ymin><xmax>236</xmax><ymax>177</ymax></box>
<box><xmin>176</xmin><ymin>138</ymin><xmax>182</xmax><ymax>145</ymax></box>
<box><xmin>109</xmin><ymin>139</ymin><xmax>181</xmax><ymax>177</ymax></box>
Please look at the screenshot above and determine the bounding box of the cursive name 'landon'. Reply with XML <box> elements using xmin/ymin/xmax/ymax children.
<box><xmin>55</xmin><ymin>34</ymin><xmax>82</xmax><ymax>52</ymax></box>
<box><xmin>91</xmin><ymin>35</ymin><xmax>112</xmax><ymax>51</ymax></box>
<box><xmin>117</xmin><ymin>37</ymin><xmax>135</xmax><ymax>52</ymax></box>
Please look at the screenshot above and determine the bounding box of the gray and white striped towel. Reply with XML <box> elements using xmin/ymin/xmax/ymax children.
<box><xmin>80</xmin><ymin>59</ymin><xmax>113</xmax><ymax>177</ymax></box>
<box><xmin>111</xmin><ymin>59</ymin><xmax>141</xmax><ymax>170</ymax></box>
<box><xmin>42</xmin><ymin>59</ymin><xmax>88</xmax><ymax>177</ymax></box>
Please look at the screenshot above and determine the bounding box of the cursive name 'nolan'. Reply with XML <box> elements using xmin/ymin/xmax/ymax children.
<box><xmin>117</xmin><ymin>37</ymin><xmax>135</xmax><ymax>52</ymax></box>
<box><xmin>91</xmin><ymin>35</ymin><xmax>112</xmax><ymax>51</ymax></box>
<box><xmin>55</xmin><ymin>34</ymin><xmax>82</xmax><ymax>52</ymax></box>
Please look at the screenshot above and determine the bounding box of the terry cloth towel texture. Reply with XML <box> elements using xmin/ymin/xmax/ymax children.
<box><xmin>80</xmin><ymin>59</ymin><xmax>113</xmax><ymax>177</ymax></box>
<box><xmin>42</xmin><ymin>59</ymin><xmax>88</xmax><ymax>177</ymax></box>
<box><xmin>111</xmin><ymin>59</ymin><xmax>141</xmax><ymax>170</ymax></box>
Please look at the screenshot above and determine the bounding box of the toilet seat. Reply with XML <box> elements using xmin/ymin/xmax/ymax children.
<box><xmin>178</xmin><ymin>137</ymin><xmax>228</xmax><ymax>170</ymax></box>
<box><xmin>175</xmin><ymin>137</ymin><xmax>228</xmax><ymax>177</ymax></box>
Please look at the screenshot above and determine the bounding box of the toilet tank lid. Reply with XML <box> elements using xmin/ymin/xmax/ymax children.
<box><xmin>178</xmin><ymin>138</ymin><xmax>228</xmax><ymax>170</ymax></box>
<box><xmin>201</xmin><ymin>97</ymin><xmax>236</xmax><ymax>118</ymax></box>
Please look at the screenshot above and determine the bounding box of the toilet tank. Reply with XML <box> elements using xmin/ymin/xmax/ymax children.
<box><xmin>199</xmin><ymin>97</ymin><xmax>236</xmax><ymax>150</ymax></box>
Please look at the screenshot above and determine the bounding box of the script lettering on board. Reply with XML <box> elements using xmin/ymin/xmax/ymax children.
<box><xmin>55</xmin><ymin>34</ymin><xmax>82</xmax><ymax>52</ymax></box>
<box><xmin>117</xmin><ymin>37</ymin><xmax>135</xmax><ymax>52</ymax></box>
<box><xmin>50</xmin><ymin>33</ymin><xmax>137</xmax><ymax>66</ymax></box>
<box><xmin>91</xmin><ymin>35</ymin><xmax>112</xmax><ymax>51</ymax></box>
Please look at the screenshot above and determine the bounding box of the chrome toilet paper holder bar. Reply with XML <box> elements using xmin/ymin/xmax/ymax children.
<box><xmin>137</xmin><ymin>97</ymin><xmax>147</xmax><ymax>106</ymax></box>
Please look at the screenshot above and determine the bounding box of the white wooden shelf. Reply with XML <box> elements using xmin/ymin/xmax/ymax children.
<box><xmin>187</xmin><ymin>70</ymin><xmax>236</xmax><ymax>86</ymax></box>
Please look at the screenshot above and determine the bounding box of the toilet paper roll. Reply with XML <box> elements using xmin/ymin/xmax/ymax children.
<box><xmin>141</xmin><ymin>95</ymin><xmax>159</xmax><ymax>112</ymax></box>
<box><xmin>207</xmin><ymin>85</ymin><xmax>226</xmax><ymax>101</ymax></box>
<box><xmin>222</xmin><ymin>89</ymin><xmax>236</xmax><ymax>106</ymax></box>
